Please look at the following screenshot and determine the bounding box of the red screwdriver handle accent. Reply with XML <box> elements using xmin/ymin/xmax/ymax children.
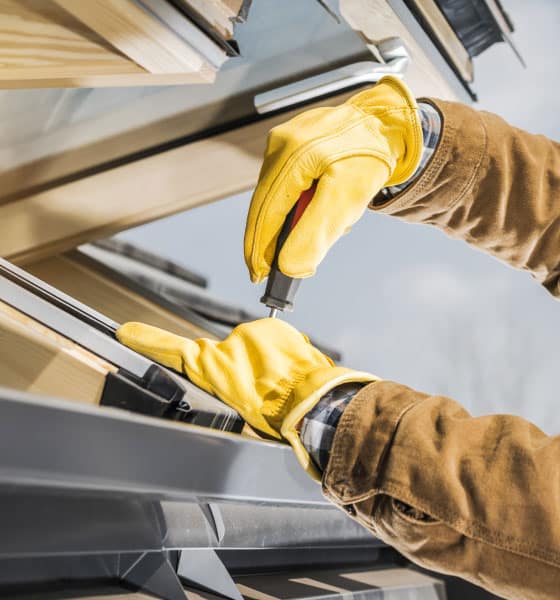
<box><xmin>290</xmin><ymin>182</ymin><xmax>317</xmax><ymax>231</ymax></box>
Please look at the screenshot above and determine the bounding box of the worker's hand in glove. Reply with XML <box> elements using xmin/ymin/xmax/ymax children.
<box><xmin>117</xmin><ymin>318</ymin><xmax>376</xmax><ymax>480</ymax></box>
<box><xmin>244</xmin><ymin>75</ymin><xmax>423</xmax><ymax>283</ymax></box>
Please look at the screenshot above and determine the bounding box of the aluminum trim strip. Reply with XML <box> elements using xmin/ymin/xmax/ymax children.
<box><xmin>0</xmin><ymin>274</ymin><xmax>150</xmax><ymax>378</ymax></box>
<box><xmin>0</xmin><ymin>388</ymin><xmax>326</xmax><ymax>505</ymax></box>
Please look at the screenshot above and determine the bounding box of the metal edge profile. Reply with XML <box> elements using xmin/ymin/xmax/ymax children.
<box><xmin>0</xmin><ymin>492</ymin><xmax>379</xmax><ymax>557</ymax></box>
<box><xmin>0</xmin><ymin>387</ymin><xmax>326</xmax><ymax>506</ymax></box>
<box><xmin>0</xmin><ymin>257</ymin><xmax>119</xmax><ymax>338</ymax></box>
<box><xmin>134</xmin><ymin>0</ymin><xmax>230</xmax><ymax>69</ymax></box>
<box><xmin>482</xmin><ymin>0</ymin><xmax>525</xmax><ymax>65</ymax></box>
<box><xmin>0</xmin><ymin>259</ymin><xmax>243</xmax><ymax>431</ymax></box>
<box><xmin>0</xmin><ymin>270</ymin><xmax>149</xmax><ymax>379</ymax></box>
<box><xmin>404</xmin><ymin>0</ymin><xmax>473</xmax><ymax>82</ymax></box>
<box><xmin>254</xmin><ymin>38</ymin><xmax>410</xmax><ymax>115</ymax></box>
<box><xmin>93</xmin><ymin>238</ymin><xmax>208</xmax><ymax>288</ymax></box>
<box><xmin>388</xmin><ymin>0</ymin><xmax>475</xmax><ymax>102</ymax></box>
<box><xmin>166</xmin><ymin>0</ymin><xmax>241</xmax><ymax>56</ymax></box>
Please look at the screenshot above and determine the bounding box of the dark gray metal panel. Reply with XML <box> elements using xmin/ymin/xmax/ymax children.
<box><xmin>0</xmin><ymin>388</ymin><xmax>325</xmax><ymax>505</ymax></box>
<box><xmin>0</xmin><ymin>493</ymin><xmax>165</xmax><ymax>557</ymax></box>
<box><xmin>93</xmin><ymin>238</ymin><xmax>208</xmax><ymax>288</ymax></box>
<box><xmin>78</xmin><ymin>245</ymin><xmax>343</xmax><ymax>361</ymax></box>
<box><xmin>0</xmin><ymin>555</ymin><xmax>120</xmax><ymax>587</ymax></box>
<box><xmin>121</xmin><ymin>552</ymin><xmax>187</xmax><ymax>600</ymax></box>
<box><xmin>0</xmin><ymin>490</ymin><xmax>375</xmax><ymax>558</ymax></box>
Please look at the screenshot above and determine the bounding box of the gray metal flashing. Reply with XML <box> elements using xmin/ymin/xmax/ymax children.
<box><xmin>0</xmin><ymin>256</ymin><xmax>119</xmax><ymax>337</ymax></box>
<box><xmin>0</xmin><ymin>490</ymin><xmax>375</xmax><ymax>559</ymax></box>
<box><xmin>0</xmin><ymin>387</ymin><xmax>326</xmax><ymax>505</ymax></box>
<box><xmin>93</xmin><ymin>237</ymin><xmax>208</xmax><ymax>288</ymax></box>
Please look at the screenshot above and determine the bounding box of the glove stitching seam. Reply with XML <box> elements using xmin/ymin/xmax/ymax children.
<box><xmin>263</xmin><ymin>371</ymin><xmax>308</xmax><ymax>421</ymax></box>
<box><xmin>314</xmin><ymin>147</ymin><xmax>393</xmax><ymax>175</ymax></box>
<box><xmin>346</xmin><ymin>105</ymin><xmax>422</xmax><ymax>186</ymax></box>
<box><xmin>349</xmin><ymin>77</ymin><xmax>417</xmax><ymax>116</ymax></box>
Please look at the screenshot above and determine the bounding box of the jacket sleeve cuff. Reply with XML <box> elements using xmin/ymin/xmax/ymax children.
<box><xmin>369</xmin><ymin>99</ymin><xmax>487</xmax><ymax>220</ymax></box>
<box><xmin>322</xmin><ymin>381</ymin><xmax>420</xmax><ymax>504</ymax></box>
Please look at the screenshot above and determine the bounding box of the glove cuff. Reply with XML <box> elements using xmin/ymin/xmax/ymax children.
<box><xmin>281</xmin><ymin>367</ymin><xmax>378</xmax><ymax>481</ymax></box>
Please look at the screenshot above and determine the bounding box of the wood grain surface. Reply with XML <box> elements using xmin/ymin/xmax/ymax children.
<box><xmin>0</xmin><ymin>0</ymin><xmax>216</xmax><ymax>88</ymax></box>
<box><xmin>0</xmin><ymin>299</ymin><xmax>113</xmax><ymax>403</ymax></box>
<box><xmin>53</xmin><ymin>0</ymin><xmax>212</xmax><ymax>75</ymax></box>
<box><xmin>0</xmin><ymin>89</ymin><xmax>363</xmax><ymax>264</ymax></box>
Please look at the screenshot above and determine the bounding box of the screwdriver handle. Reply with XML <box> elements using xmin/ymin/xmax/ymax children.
<box><xmin>261</xmin><ymin>182</ymin><xmax>317</xmax><ymax>314</ymax></box>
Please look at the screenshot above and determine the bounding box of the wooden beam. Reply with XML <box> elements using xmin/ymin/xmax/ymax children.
<box><xmin>0</xmin><ymin>0</ymin><xmax>216</xmax><ymax>88</ymax></box>
<box><xmin>0</xmin><ymin>94</ymin><xmax>354</xmax><ymax>264</ymax></box>
<box><xmin>53</xmin><ymin>0</ymin><xmax>211</xmax><ymax>75</ymax></box>
<box><xmin>0</xmin><ymin>299</ymin><xmax>113</xmax><ymax>404</ymax></box>
<box><xmin>0</xmin><ymin>61</ymin><xmax>459</xmax><ymax>264</ymax></box>
<box><xmin>0</xmin><ymin>1</ymin><xmax>141</xmax><ymax>77</ymax></box>
<box><xmin>0</xmin><ymin>70</ymin><xmax>216</xmax><ymax>89</ymax></box>
<box><xmin>408</xmin><ymin>0</ymin><xmax>472</xmax><ymax>82</ymax></box>
<box><xmin>179</xmin><ymin>0</ymin><xmax>245</xmax><ymax>40</ymax></box>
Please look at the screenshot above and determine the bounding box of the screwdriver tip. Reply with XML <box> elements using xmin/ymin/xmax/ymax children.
<box><xmin>269</xmin><ymin>307</ymin><xmax>279</xmax><ymax>318</ymax></box>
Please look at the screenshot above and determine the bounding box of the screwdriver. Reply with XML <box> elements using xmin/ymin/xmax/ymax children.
<box><xmin>261</xmin><ymin>182</ymin><xmax>317</xmax><ymax>318</ymax></box>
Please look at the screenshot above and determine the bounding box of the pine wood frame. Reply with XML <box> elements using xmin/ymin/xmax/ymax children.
<box><xmin>0</xmin><ymin>0</ymin><xmax>466</xmax><ymax>263</ymax></box>
<box><xmin>0</xmin><ymin>299</ymin><xmax>113</xmax><ymax>403</ymax></box>
<box><xmin>0</xmin><ymin>0</ymin><xmax>222</xmax><ymax>89</ymax></box>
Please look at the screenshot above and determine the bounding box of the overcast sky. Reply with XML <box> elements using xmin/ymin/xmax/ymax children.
<box><xmin>121</xmin><ymin>0</ymin><xmax>560</xmax><ymax>432</ymax></box>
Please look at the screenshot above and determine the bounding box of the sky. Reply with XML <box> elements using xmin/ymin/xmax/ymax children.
<box><xmin>121</xmin><ymin>0</ymin><xmax>560</xmax><ymax>432</ymax></box>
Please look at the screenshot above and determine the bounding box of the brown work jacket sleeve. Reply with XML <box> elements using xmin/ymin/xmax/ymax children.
<box><xmin>322</xmin><ymin>101</ymin><xmax>560</xmax><ymax>600</ymax></box>
<box><xmin>373</xmin><ymin>98</ymin><xmax>560</xmax><ymax>293</ymax></box>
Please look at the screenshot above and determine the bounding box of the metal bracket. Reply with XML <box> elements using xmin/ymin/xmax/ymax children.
<box><xmin>254</xmin><ymin>37</ymin><xmax>410</xmax><ymax>114</ymax></box>
<box><xmin>120</xmin><ymin>551</ymin><xmax>187</xmax><ymax>600</ymax></box>
<box><xmin>178</xmin><ymin>548</ymin><xmax>242</xmax><ymax>600</ymax></box>
<box><xmin>198</xmin><ymin>502</ymin><xmax>226</xmax><ymax>543</ymax></box>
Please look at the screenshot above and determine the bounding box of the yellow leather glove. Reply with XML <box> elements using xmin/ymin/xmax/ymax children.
<box><xmin>244</xmin><ymin>75</ymin><xmax>422</xmax><ymax>283</ymax></box>
<box><xmin>117</xmin><ymin>318</ymin><xmax>377</xmax><ymax>480</ymax></box>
